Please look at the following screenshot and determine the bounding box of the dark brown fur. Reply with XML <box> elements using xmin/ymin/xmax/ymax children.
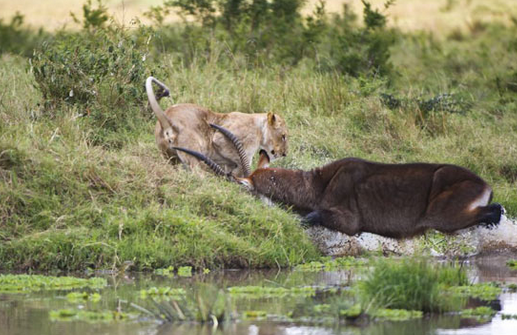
<box><xmin>175</xmin><ymin>128</ymin><xmax>503</xmax><ymax>238</ymax></box>
<box><xmin>244</xmin><ymin>158</ymin><xmax>502</xmax><ymax>238</ymax></box>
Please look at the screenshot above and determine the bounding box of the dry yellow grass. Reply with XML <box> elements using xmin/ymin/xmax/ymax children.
<box><xmin>307</xmin><ymin>0</ymin><xmax>517</xmax><ymax>34</ymax></box>
<box><xmin>1</xmin><ymin>0</ymin><xmax>516</xmax><ymax>33</ymax></box>
<box><xmin>0</xmin><ymin>0</ymin><xmax>164</xmax><ymax>29</ymax></box>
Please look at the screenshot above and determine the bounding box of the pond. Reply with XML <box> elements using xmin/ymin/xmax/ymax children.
<box><xmin>1</xmin><ymin>254</ymin><xmax>517</xmax><ymax>335</ymax></box>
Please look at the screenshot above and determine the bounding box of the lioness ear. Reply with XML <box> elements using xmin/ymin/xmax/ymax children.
<box><xmin>267</xmin><ymin>112</ymin><xmax>276</xmax><ymax>125</ymax></box>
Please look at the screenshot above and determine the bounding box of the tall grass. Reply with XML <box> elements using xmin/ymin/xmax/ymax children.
<box><xmin>0</xmin><ymin>56</ymin><xmax>320</xmax><ymax>271</ymax></box>
<box><xmin>358</xmin><ymin>258</ymin><xmax>467</xmax><ymax>312</ymax></box>
<box><xmin>0</xmin><ymin>1</ymin><xmax>516</xmax><ymax>271</ymax></box>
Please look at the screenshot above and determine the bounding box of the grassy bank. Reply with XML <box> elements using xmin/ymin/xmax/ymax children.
<box><xmin>0</xmin><ymin>58</ymin><xmax>320</xmax><ymax>271</ymax></box>
<box><xmin>1</xmin><ymin>1</ymin><xmax>516</xmax><ymax>272</ymax></box>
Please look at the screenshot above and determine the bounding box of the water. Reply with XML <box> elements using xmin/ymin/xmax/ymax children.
<box><xmin>1</xmin><ymin>255</ymin><xmax>517</xmax><ymax>335</ymax></box>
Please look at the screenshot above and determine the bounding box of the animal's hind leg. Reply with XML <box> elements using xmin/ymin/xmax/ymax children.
<box><xmin>423</xmin><ymin>180</ymin><xmax>501</xmax><ymax>233</ymax></box>
<box><xmin>304</xmin><ymin>208</ymin><xmax>360</xmax><ymax>236</ymax></box>
<box><xmin>476</xmin><ymin>203</ymin><xmax>504</xmax><ymax>229</ymax></box>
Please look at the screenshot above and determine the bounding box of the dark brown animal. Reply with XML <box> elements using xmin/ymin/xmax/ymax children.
<box><xmin>174</xmin><ymin>126</ymin><xmax>503</xmax><ymax>238</ymax></box>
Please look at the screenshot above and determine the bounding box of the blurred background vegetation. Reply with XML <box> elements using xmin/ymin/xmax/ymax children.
<box><xmin>0</xmin><ymin>0</ymin><xmax>516</xmax><ymax>271</ymax></box>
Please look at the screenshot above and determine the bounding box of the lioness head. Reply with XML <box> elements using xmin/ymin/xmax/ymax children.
<box><xmin>261</xmin><ymin>112</ymin><xmax>288</xmax><ymax>162</ymax></box>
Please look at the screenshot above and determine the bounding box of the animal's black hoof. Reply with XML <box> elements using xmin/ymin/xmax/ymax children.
<box><xmin>303</xmin><ymin>211</ymin><xmax>323</xmax><ymax>226</ymax></box>
<box><xmin>482</xmin><ymin>203</ymin><xmax>504</xmax><ymax>229</ymax></box>
<box><xmin>484</xmin><ymin>222</ymin><xmax>498</xmax><ymax>230</ymax></box>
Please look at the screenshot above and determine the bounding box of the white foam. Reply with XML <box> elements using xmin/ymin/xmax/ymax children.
<box><xmin>306</xmin><ymin>215</ymin><xmax>517</xmax><ymax>257</ymax></box>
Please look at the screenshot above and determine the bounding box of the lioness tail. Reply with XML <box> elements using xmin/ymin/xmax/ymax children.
<box><xmin>146</xmin><ymin>76</ymin><xmax>174</xmax><ymax>133</ymax></box>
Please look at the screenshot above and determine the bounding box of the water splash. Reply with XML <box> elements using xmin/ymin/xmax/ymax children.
<box><xmin>307</xmin><ymin>216</ymin><xmax>517</xmax><ymax>257</ymax></box>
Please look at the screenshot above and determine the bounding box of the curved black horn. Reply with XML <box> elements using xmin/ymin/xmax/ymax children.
<box><xmin>209</xmin><ymin>123</ymin><xmax>251</xmax><ymax>177</ymax></box>
<box><xmin>173</xmin><ymin>147</ymin><xmax>229</xmax><ymax>178</ymax></box>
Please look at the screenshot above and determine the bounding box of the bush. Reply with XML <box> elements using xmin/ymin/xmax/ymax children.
<box><xmin>70</xmin><ymin>0</ymin><xmax>110</xmax><ymax>32</ymax></box>
<box><xmin>0</xmin><ymin>12</ymin><xmax>48</xmax><ymax>57</ymax></box>
<box><xmin>32</xmin><ymin>29</ymin><xmax>151</xmax><ymax>110</ymax></box>
<box><xmin>30</xmin><ymin>0</ymin><xmax>163</xmax><ymax>145</ymax></box>
<box><xmin>156</xmin><ymin>0</ymin><xmax>309</xmax><ymax>65</ymax></box>
<box><xmin>142</xmin><ymin>1</ymin><xmax>397</xmax><ymax>75</ymax></box>
<box><xmin>319</xmin><ymin>1</ymin><xmax>397</xmax><ymax>77</ymax></box>
<box><xmin>31</xmin><ymin>28</ymin><xmax>158</xmax><ymax>145</ymax></box>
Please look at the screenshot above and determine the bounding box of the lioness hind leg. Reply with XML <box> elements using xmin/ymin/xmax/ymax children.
<box><xmin>172</xmin><ymin>131</ymin><xmax>207</xmax><ymax>170</ymax></box>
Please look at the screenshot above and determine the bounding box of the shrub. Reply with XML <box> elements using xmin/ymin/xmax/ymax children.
<box><xmin>0</xmin><ymin>12</ymin><xmax>48</xmax><ymax>57</ymax></box>
<box><xmin>70</xmin><ymin>0</ymin><xmax>110</xmax><ymax>32</ymax></box>
<box><xmin>318</xmin><ymin>1</ymin><xmax>397</xmax><ymax>77</ymax></box>
<box><xmin>30</xmin><ymin>0</ymin><xmax>163</xmax><ymax>145</ymax></box>
<box><xmin>32</xmin><ymin>29</ymin><xmax>151</xmax><ymax>110</ymax></box>
<box><xmin>31</xmin><ymin>27</ymin><xmax>158</xmax><ymax>145</ymax></box>
<box><xmin>143</xmin><ymin>0</ymin><xmax>397</xmax><ymax>74</ymax></box>
<box><xmin>163</xmin><ymin>0</ymin><xmax>309</xmax><ymax>65</ymax></box>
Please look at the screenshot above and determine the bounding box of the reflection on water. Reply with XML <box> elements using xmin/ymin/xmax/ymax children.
<box><xmin>438</xmin><ymin>293</ymin><xmax>517</xmax><ymax>335</ymax></box>
<box><xmin>1</xmin><ymin>254</ymin><xmax>517</xmax><ymax>335</ymax></box>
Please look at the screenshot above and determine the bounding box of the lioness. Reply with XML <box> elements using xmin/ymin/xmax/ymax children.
<box><xmin>146</xmin><ymin>76</ymin><xmax>288</xmax><ymax>176</ymax></box>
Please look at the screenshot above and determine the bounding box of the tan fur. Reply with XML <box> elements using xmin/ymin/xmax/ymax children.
<box><xmin>146</xmin><ymin>77</ymin><xmax>288</xmax><ymax>177</ymax></box>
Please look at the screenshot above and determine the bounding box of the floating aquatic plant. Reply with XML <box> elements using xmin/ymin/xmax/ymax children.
<box><xmin>295</xmin><ymin>257</ymin><xmax>367</xmax><ymax>272</ymax></box>
<box><xmin>507</xmin><ymin>283</ymin><xmax>517</xmax><ymax>293</ymax></box>
<box><xmin>371</xmin><ymin>308</ymin><xmax>423</xmax><ymax>321</ymax></box>
<box><xmin>506</xmin><ymin>259</ymin><xmax>517</xmax><ymax>269</ymax></box>
<box><xmin>0</xmin><ymin>274</ymin><xmax>107</xmax><ymax>293</ymax></box>
<box><xmin>49</xmin><ymin>309</ymin><xmax>135</xmax><ymax>323</ymax></box>
<box><xmin>154</xmin><ymin>266</ymin><xmax>174</xmax><ymax>276</ymax></box>
<box><xmin>461</xmin><ymin>306</ymin><xmax>496</xmax><ymax>322</ymax></box>
<box><xmin>501</xmin><ymin>314</ymin><xmax>517</xmax><ymax>320</ymax></box>
<box><xmin>66</xmin><ymin>291</ymin><xmax>101</xmax><ymax>303</ymax></box>
<box><xmin>339</xmin><ymin>305</ymin><xmax>362</xmax><ymax>319</ymax></box>
<box><xmin>227</xmin><ymin>285</ymin><xmax>316</xmax><ymax>298</ymax></box>
<box><xmin>449</xmin><ymin>283</ymin><xmax>502</xmax><ymax>301</ymax></box>
<box><xmin>242</xmin><ymin>310</ymin><xmax>268</xmax><ymax>320</ymax></box>
<box><xmin>140</xmin><ymin>287</ymin><xmax>186</xmax><ymax>299</ymax></box>
<box><xmin>154</xmin><ymin>266</ymin><xmax>208</xmax><ymax>277</ymax></box>
<box><xmin>177</xmin><ymin>266</ymin><xmax>193</xmax><ymax>277</ymax></box>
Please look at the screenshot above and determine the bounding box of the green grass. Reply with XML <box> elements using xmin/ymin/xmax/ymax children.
<box><xmin>0</xmin><ymin>55</ymin><xmax>320</xmax><ymax>271</ymax></box>
<box><xmin>357</xmin><ymin>258</ymin><xmax>468</xmax><ymax>312</ymax></box>
<box><xmin>1</xmin><ymin>4</ymin><xmax>517</xmax><ymax>271</ymax></box>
